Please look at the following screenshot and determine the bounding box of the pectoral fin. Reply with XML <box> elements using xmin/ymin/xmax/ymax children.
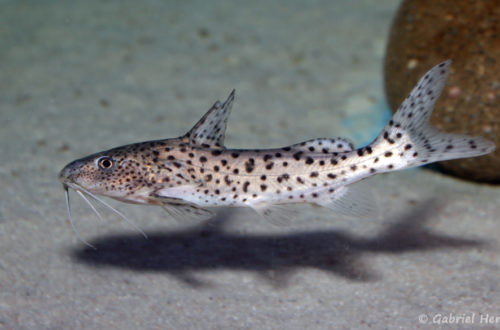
<box><xmin>152</xmin><ymin>186</ymin><xmax>215</xmax><ymax>222</ymax></box>
<box><xmin>161</xmin><ymin>202</ymin><xmax>215</xmax><ymax>222</ymax></box>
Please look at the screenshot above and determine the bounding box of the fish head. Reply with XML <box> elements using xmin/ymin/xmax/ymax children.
<box><xmin>58</xmin><ymin>142</ymin><xmax>160</xmax><ymax>204</ymax></box>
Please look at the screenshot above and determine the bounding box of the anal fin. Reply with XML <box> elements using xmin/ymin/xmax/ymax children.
<box><xmin>314</xmin><ymin>183</ymin><xmax>376</xmax><ymax>218</ymax></box>
<box><xmin>251</xmin><ymin>203</ymin><xmax>300</xmax><ymax>226</ymax></box>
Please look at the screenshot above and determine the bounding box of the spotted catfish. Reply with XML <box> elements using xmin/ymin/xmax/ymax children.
<box><xmin>60</xmin><ymin>60</ymin><xmax>495</xmax><ymax>236</ymax></box>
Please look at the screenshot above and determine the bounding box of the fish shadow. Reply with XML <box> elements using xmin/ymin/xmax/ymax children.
<box><xmin>72</xmin><ymin>200</ymin><xmax>486</xmax><ymax>287</ymax></box>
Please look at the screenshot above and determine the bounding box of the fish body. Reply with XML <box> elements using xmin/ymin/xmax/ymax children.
<box><xmin>60</xmin><ymin>61</ymin><xmax>495</xmax><ymax>224</ymax></box>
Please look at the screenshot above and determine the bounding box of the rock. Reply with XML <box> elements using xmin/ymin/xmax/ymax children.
<box><xmin>384</xmin><ymin>0</ymin><xmax>499</xmax><ymax>182</ymax></box>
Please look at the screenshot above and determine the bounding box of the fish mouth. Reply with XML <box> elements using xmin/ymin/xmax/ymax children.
<box><xmin>58</xmin><ymin>159</ymin><xmax>84</xmax><ymax>185</ymax></box>
<box><xmin>60</xmin><ymin>179</ymin><xmax>81</xmax><ymax>196</ymax></box>
<box><xmin>58</xmin><ymin>168</ymin><xmax>70</xmax><ymax>185</ymax></box>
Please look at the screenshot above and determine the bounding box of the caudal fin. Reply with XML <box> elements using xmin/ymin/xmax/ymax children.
<box><xmin>373</xmin><ymin>60</ymin><xmax>495</xmax><ymax>170</ymax></box>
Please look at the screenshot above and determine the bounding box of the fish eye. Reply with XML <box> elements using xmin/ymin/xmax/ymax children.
<box><xmin>96</xmin><ymin>156</ymin><xmax>114</xmax><ymax>170</ymax></box>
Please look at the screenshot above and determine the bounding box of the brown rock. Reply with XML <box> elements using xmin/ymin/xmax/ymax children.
<box><xmin>384</xmin><ymin>0</ymin><xmax>499</xmax><ymax>182</ymax></box>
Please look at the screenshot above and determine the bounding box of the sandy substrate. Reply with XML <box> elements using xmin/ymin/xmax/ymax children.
<box><xmin>1</xmin><ymin>0</ymin><xmax>499</xmax><ymax>329</ymax></box>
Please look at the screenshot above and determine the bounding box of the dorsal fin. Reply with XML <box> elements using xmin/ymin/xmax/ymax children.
<box><xmin>183</xmin><ymin>90</ymin><xmax>235</xmax><ymax>148</ymax></box>
<box><xmin>288</xmin><ymin>137</ymin><xmax>354</xmax><ymax>153</ymax></box>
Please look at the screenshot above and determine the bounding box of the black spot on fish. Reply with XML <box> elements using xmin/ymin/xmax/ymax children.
<box><xmin>245</xmin><ymin>158</ymin><xmax>255</xmax><ymax>173</ymax></box>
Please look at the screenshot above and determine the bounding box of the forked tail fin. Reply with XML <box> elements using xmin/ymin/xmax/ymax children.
<box><xmin>370</xmin><ymin>60</ymin><xmax>495</xmax><ymax>171</ymax></box>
